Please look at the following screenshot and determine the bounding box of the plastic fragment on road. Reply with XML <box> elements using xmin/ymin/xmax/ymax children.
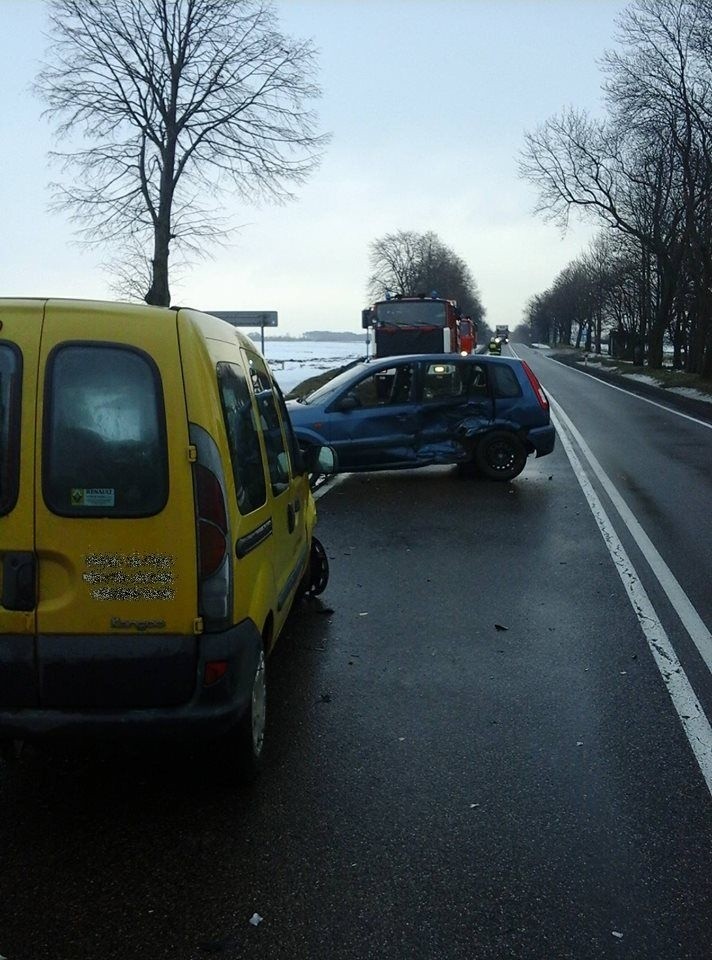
<box><xmin>249</xmin><ymin>913</ymin><xmax>264</xmax><ymax>927</ymax></box>
<box><xmin>576</xmin><ymin>741</ymin><xmax>584</xmax><ymax>747</ymax></box>
<box><xmin>494</xmin><ymin>623</ymin><xmax>508</xmax><ymax>632</ymax></box>
<box><xmin>359</xmin><ymin>612</ymin><xmax>368</xmax><ymax>616</ymax></box>
<box><xmin>612</xmin><ymin>931</ymin><xmax>623</xmax><ymax>939</ymax></box>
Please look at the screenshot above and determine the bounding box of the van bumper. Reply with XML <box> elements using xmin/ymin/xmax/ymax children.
<box><xmin>0</xmin><ymin>619</ymin><xmax>262</xmax><ymax>743</ymax></box>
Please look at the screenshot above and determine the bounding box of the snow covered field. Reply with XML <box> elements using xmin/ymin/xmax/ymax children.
<box><xmin>259</xmin><ymin>339</ymin><xmax>366</xmax><ymax>393</ymax></box>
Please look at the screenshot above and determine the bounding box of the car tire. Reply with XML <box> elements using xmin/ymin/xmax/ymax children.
<box><xmin>298</xmin><ymin>536</ymin><xmax>330</xmax><ymax>598</ymax></box>
<box><xmin>474</xmin><ymin>431</ymin><xmax>527</xmax><ymax>481</ymax></box>
<box><xmin>226</xmin><ymin>648</ymin><xmax>267</xmax><ymax>784</ymax></box>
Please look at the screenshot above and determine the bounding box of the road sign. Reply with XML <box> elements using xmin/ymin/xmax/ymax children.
<box><xmin>208</xmin><ymin>311</ymin><xmax>278</xmax><ymax>327</ymax></box>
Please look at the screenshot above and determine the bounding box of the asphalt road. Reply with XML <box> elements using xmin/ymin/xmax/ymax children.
<box><xmin>1</xmin><ymin>349</ymin><xmax>711</xmax><ymax>960</ymax></box>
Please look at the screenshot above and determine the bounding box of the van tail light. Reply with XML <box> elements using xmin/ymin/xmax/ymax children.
<box><xmin>521</xmin><ymin>361</ymin><xmax>549</xmax><ymax>411</ymax></box>
<box><xmin>190</xmin><ymin>424</ymin><xmax>233</xmax><ymax>630</ymax></box>
<box><xmin>195</xmin><ymin>463</ymin><xmax>228</xmax><ymax>578</ymax></box>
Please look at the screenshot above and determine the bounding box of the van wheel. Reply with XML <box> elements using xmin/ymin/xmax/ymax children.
<box><xmin>309</xmin><ymin>537</ymin><xmax>329</xmax><ymax>596</ymax></box>
<box><xmin>475</xmin><ymin>431</ymin><xmax>527</xmax><ymax>481</ymax></box>
<box><xmin>230</xmin><ymin>649</ymin><xmax>267</xmax><ymax>783</ymax></box>
<box><xmin>304</xmin><ymin>536</ymin><xmax>329</xmax><ymax>597</ymax></box>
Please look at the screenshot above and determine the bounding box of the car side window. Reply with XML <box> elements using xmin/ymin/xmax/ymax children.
<box><xmin>244</xmin><ymin>353</ymin><xmax>291</xmax><ymax>496</ymax></box>
<box><xmin>491</xmin><ymin>364</ymin><xmax>522</xmax><ymax>398</ymax></box>
<box><xmin>423</xmin><ymin>362</ymin><xmax>468</xmax><ymax>400</ymax></box>
<box><xmin>0</xmin><ymin>344</ymin><xmax>21</xmax><ymax>516</ymax></box>
<box><xmin>351</xmin><ymin>364</ymin><xmax>414</xmax><ymax>408</ymax></box>
<box><xmin>217</xmin><ymin>362</ymin><xmax>267</xmax><ymax>515</ymax></box>
<box><xmin>272</xmin><ymin>382</ymin><xmax>305</xmax><ymax>476</ymax></box>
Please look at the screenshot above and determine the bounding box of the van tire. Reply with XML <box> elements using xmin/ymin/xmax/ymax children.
<box><xmin>474</xmin><ymin>431</ymin><xmax>527</xmax><ymax>481</ymax></box>
<box><xmin>229</xmin><ymin>648</ymin><xmax>267</xmax><ymax>784</ymax></box>
<box><xmin>299</xmin><ymin>536</ymin><xmax>329</xmax><ymax>598</ymax></box>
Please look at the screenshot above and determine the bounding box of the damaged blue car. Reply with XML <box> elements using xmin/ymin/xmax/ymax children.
<box><xmin>286</xmin><ymin>354</ymin><xmax>555</xmax><ymax>481</ymax></box>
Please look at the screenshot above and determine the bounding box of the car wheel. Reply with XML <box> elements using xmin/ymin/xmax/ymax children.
<box><xmin>475</xmin><ymin>431</ymin><xmax>527</xmax><ymax>481</ymax></box>
<box><xmin>228</xmin><ymin>648</ymin><xmax>267</xmax><ymax>784</ymax></box>
<box><xmin>298</xmin><ymin>536</ymin><xmax>330</xmax><ymax>598</ymax></box>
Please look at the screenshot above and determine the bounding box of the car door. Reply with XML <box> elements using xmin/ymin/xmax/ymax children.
<box><xmin>33</xmin><ymin>302</ymin><xmax>199</xmax><ymax>710</ymax></box>
<box><xmin>326</xmin><ymin>362</ymin><xmax>418</xmax><ymax>470</ymax></box>
<box><xmin>0</xmin><ymin>302</ymin><xmax>42</xmax><ymax>708</ymax></box>
<box><xmin>242</xmin><ymin>350</ymin><xmax>309</xmax><ymax>634</ymax></box>
<box><xmin>416</xmin><ymin>359</ymin><xmax>494</xmax><ymax>462</ymax></box>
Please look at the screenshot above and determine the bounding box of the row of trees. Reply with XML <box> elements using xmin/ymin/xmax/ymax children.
<box><xmin>367</xmin><ymin>230</ymin><xmax>487</xmax><ymax>331</ymax></box>
<box><xmin>520</xmin><ymin>0</ymin><xmax>712</xmax><ymax>377</ymax></box>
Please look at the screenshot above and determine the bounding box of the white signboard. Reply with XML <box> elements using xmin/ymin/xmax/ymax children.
<box><xmin>208</xmin><ymin>310</ymin><xmax>278</xmax><ymax>328</ymax></box>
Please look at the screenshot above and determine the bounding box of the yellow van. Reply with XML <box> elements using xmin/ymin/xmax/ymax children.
<box><xmin>0</xmin><ymin>298</ymin><xmax>333</xmax><ymax>778</ymax></box>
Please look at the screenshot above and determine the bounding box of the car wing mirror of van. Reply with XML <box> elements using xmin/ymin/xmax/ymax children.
<box><xmin>335</xmin><ymin>393</ymin><xmax>360</xmax><ymax>412</ymax></box>
<box><xmin>303</xmin><ymin>444</ymin><xmax>337</xmax><ymax>476</ymax></box>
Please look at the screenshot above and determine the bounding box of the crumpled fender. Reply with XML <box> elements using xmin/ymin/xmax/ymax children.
<box><xmin>455</xmin><ymin>417</ymin><xmax>524</xmax><ymax>440</ymax></box>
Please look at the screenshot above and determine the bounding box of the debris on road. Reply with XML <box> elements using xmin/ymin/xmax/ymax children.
<box><xmin>494</xmin><ymin>623</ymin><xmax>508</xmax><ymax>632</ymax></box>
<box><xmin>249</xmin><ymin>913</ymin><xmax>263</xmax><ymax>927</ymax></box>
<box><xmin>611</xmin><ymin>931</ymin><xmax>624</xmax><ymax>939</ymax></box>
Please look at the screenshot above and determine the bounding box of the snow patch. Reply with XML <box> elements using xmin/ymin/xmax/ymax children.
<box><xmin>669</xmin><ymin>386</ymin><xmax>712</xmax><ymax>405</ymax></box>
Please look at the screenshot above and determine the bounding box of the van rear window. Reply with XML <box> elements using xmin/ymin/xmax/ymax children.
<box><xmin>43</xmin><ymin>344</ymin><xmax>168</xmax><ymax>517</ymax></box>
<box><xmin>0</xmin><ymin>344</ymin><xmax>21</xmax><ymax>515</ymax></box>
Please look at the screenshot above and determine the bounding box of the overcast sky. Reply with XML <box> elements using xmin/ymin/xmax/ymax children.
<box><xmin>1</xmin><ymin>0</ymin><xmax>626</xmax><ymax>334</ymax></box>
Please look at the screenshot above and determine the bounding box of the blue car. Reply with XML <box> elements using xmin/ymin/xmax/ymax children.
<box><xmin>287</xmin><ymin>354</ymin><xmax>555</xmax><ymax>481</ymax></box>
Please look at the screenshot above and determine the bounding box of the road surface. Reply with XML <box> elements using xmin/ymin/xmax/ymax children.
<box><xmin>1</xmin><ymin>346</ymin><xmax>711</xmax><ymax>960</ymax></box>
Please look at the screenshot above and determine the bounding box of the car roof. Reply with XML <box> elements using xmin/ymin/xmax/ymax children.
<box><xmin>360</xmin><ymin>353</ymin><xmax>520</xmax><ymax>370</ymax></box>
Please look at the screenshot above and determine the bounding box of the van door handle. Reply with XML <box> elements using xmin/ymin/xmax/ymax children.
<box><xmin>2</xmin><ymin>552</ymin><xmax>37</xmax><ymax>611</ymax></box>
<box><xmin>287</xmin><ymin>502</ymin><xmax>296</xmax><ymax>533</ymax></box>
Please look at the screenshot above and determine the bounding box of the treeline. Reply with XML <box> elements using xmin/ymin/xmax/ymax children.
<box><xmin>367</xmin><ymin>230</ymin><xmax>488</xmax><ymax>334</ymax></box>
<box><xmin>520</xmin><ymin>0</ymin><xmax>712</xmax><ymax>377</ymax></box>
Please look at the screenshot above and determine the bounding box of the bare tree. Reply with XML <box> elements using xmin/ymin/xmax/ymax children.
<box><xmin>36</xmin><ymin>0</ymin><xmax>329</xmax><ymax>305</ymax></box>
<box><xmin>367</xmin><ymin>230</ymin><xmax>485</xmax><ymax>323</ymax></box>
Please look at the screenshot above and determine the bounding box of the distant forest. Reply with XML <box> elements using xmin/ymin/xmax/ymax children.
<box><xmin>249</xmin><ymin>330</ymin><xmax>364</xmax><ymax>342</ymax></box>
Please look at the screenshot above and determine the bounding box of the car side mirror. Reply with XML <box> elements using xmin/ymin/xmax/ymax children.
<box><xmin>336</xmin><ymin>393</ymin><xmax>360</xmax><ymax>412</ymax></box>
<box><xmin>302</xmin><ymin>444</ymin><xmax>337</xmax><ymax>475</ymax></box>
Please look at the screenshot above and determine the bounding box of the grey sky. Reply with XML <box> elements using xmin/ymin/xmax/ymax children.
<box><xmin>1</xmin><ymin>0</ymin><xmax>625</xmax><ymax>333</ymax></box>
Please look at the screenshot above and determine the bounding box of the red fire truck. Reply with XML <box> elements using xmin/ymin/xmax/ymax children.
<box><xmin>362</xmin><ymin>294</ymin><xmax>477</xmax><ymax>358</ymax></box>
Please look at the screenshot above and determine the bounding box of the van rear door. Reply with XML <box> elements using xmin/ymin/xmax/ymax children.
<box><xmin>33</xmin><ymin>301</ymin><xmax>199</xmax><ymax>710</ymax></box>
<box><xmin>0</xmin><ymin>301</ymin><xmax>43</xmax><ymax>707</ymax></box>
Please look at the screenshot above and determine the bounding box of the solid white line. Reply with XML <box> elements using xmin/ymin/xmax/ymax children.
<box><xmin>549</xmin><ymin>395</ymin><xmax>712</xmax><ymax>676</ymax></box>
<box><xmin>313</xmin><ymin>472</ymin><xmax>351</xmax><ymax>500</ymax></box>
<box><xmin>545</xmin><ymin>354</ymin><xmax>712</xmax><ymax>431</ymax></box>
<box><xmin>551</xmin><ymin>406</ymin><xmax>712</xmax><ymax>796</ymax></box>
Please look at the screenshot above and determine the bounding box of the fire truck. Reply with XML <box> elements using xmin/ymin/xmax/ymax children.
<box><xmin>362</xmin><ymin>294</ymin><xmax>477</xmax><ymax>358</ymax></box>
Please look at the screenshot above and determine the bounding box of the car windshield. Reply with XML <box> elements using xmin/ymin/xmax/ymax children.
<box><xmin>300</xmin><ymin>363</ymin><xmax>372</xmax><ymax>405</ymax></box>
<box><xmin>374</xmin><ymin>300</ymin><xmax>447</xmax><ymax>327</ymax></box>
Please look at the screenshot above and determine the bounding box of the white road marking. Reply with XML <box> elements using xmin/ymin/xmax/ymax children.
<box><xmin>551</xmin><ymin>403</ymin><xmax>712</xmax><ymax>796</ymax></box>
<box><xmin>545</xmin><ymin>354</ymin><xmax>712</xmax><ymax>430</ymax></box>
<box><xmin>314</xmin><ymin>472</ymin><xmax>351</xmax><ymax>500</ymax></box>
<box><xmin>549</xmin><ymin>395</ymin><xmax>712</xmax><ymax>676</ymax></box>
